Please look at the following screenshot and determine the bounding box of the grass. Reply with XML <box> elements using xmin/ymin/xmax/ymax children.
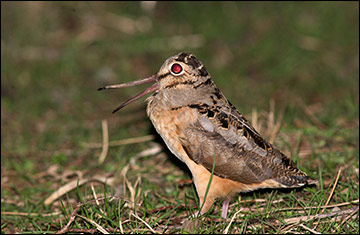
<box><xmin>1</xmin><ymin>1</ymin><xmax>359</xmax><ymax>234</ymax></box>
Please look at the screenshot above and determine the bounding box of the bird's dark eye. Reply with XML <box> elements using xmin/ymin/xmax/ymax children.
<box><xmin>170</xmin><ymin>63</ymin><xmax>183</xmax><ymax>75</ymax></box>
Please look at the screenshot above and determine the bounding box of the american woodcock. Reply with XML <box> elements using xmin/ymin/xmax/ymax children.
<box><xmin>99</xmin><ymin>52</ymin><xmax>316</xmax><ymax>218</ymax></box>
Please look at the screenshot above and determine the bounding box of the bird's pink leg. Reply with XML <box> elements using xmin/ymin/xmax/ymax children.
<box><xmin>221</xmin><ymin>198</ymin><xmax>230</xmax><ymax>218</ymax></box>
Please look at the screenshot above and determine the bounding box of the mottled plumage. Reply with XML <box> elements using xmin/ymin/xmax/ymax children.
<box><xmin>99</xmin><ymin>52</ymin><xmax>316</xmax><ymax>218</ymax></box>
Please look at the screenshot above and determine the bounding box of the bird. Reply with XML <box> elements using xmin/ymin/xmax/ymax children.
<box><xmin>98</xmin><ymin>52</ymin><xmax>316</xmax><ymax>218</ymax></box>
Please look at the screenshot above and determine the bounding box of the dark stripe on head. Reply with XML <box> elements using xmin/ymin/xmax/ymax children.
<box><xmin>158</xmin><ymin>72</ymin><xmax>170</xmax><ymax>80</ymax></box>
<box><xmin>164</xmin><ymin>80</ymin><xmax>195</xmax><ymax>89</ymax></box>
<box><xmin>175</xmin><ymin>52</ymin><xmax>190</xmax><ymax>63</ymax></box>
<box><xmin>186</xmin><ymin>55</ymin><xmax>202</xmax><ymax>69</ymax></box>
<box><xmin>175</xmin><ymin>53</ymin><xmax>204</xmax><ymax>70</ymax></box>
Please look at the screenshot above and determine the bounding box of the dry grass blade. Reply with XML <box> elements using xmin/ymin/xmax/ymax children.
<box><xmin>64</xmin><ymin>228</ymin><xmax>98</xmax><ymax>234</ymax></box>
<box><xmin>91</xmin><ymin>183</ymin><xmax>100</xmax><ymax>207</ymax></box>
<box><xmin>131</xmin><ymin>212</ymin><xmax>157</xmax><ymax>234</ymax></box>
<box><xmin>134</xmin><ymin>143</ymin><xmax>162</xmax><ymax>158</ymax></box>
<box><xmin>45</xmin><ymin>178</ymin><xmax>88</xmax><ymax>206</ymax></box>
<box><xmin>251</xmin><ymin>108</ymin><xmax>261</xmax><ymax>133</ymax></box>
<box><xmin>280</xmin><ymin>222</ymin><xmax>301</xmax><ymax>234</ymax></box>
<box><xmin>251</xmin><ymin>100</ymin><xmax>284</xmax><ymax>142</ymax></box>
<box><xmin>82</xmin><ymin>135</ymin><xmax>155</xmax><ymax>148</ymax></box>
<box><xmin>91</xmin><ymin>183</ymin><xmax>105</xmax><ymax>216</ymax></box>
<box><xmin>335</xmin><ymin>206</ymin><xmax>359</xmax><ymax>230</ymax></box>
<box><xmin>44</xmin><ymin>176</ymin><xmax>114</xmax><ymax>205</ymax></box>
<box><xmin>77</xmin><ymin>214</ymin><xmax>109</xmax><ymax>234</ymax></box>
<box><xmin>1</xmin><ymin>211</ymin><xmax>62</xmax><ymax>217</ymax></box>
<box><xmin>55</xmin><ymin>202</ymin><xmax>82</xmax><ymax>234</ymax></box>
<box><xmin>267</xmin><ymin>199</ymin><xmax>359</xmax><ymax>214</ymax></box>
<box><xmin>299</xmin><ymin>224</ymin><xmax>322</xmax><ymax>234</ymax></box>
<box><xmin>223</xmin><ymin>209</ymin><xmax>244</xmax><ymax>234</ymax></box>
<box><xmin>119</xmin><ymin>220</ymin><xmax>125</xmax><ymax>234</ymax></box>
<box><xmin>269</xmin><ymin>102</ymin><xmax>285</xmax><ymax>143</ymax></box>
<box><xmin>98</xmin><ymin>119</ymin><xmax>109</xmax><ymax>164</ymax></box>
<box><xmin>55</xmin><ymin>196</ymin><xmax>132</xmax><ymax>234</ymax></box>
<box><xmin>130</xmin><ymin>143</ymin><xmax>163</xmax><ymax>167</ymax></box>
<box><xmin>321</xmin><ymin>167</ymin><xmax>342</xmax><ymax>214</ymax></box>
<box><xmin>239</xmin><ymin>198</ymin><xmax>267</xmax><ymax>203</ymax></box>
<box><xmin>296</xmin><ymin>97</ymin><xmax>327</xmax><ymax>130</ymax></box>
<box><xmin>284</xmin><ymin>206</ymin><xmax>358</xmax><ymax>224</ymax></box>
<box><xmin>125</xmin><ymin>176</ymin><xmax>142</xmax><ymax>209</ymax></box>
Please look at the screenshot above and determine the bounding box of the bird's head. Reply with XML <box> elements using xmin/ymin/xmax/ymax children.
<box><xmin>98</xmin><ymin>52</ymin><xmax>211</xmax><ymax>113</ymax></box>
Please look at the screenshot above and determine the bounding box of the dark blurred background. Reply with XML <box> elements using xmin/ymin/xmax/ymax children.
<box><xmin>1</xmin><ymin>0</ymin><xmax>358</xmax><ymax>199</ymax></box>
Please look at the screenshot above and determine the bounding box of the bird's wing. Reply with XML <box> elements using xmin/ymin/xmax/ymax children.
<box><xmin>181</xmin><ymin>99</ymin><xmax>309</xmax><ymax>186</ymax></box>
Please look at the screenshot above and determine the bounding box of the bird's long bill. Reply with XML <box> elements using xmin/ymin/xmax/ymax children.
<box><xmin>98</xmin><ymin>74</ymin><xmax>159</xmax><ymax>113</ymax></box>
